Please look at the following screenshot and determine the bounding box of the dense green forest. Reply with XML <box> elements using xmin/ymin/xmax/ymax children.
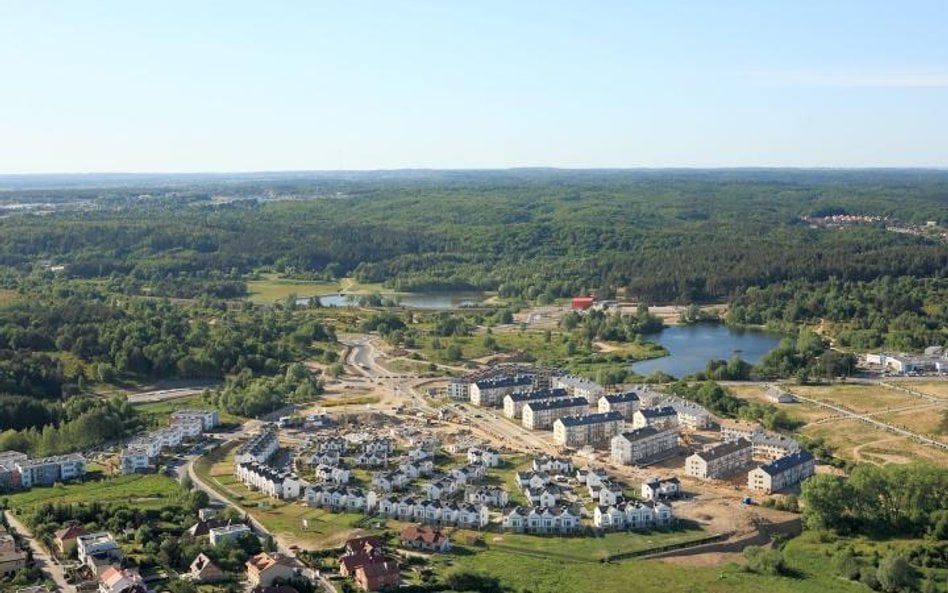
<box><xmin>2</xmin><ymin>170</ymin><xmax>945</xmax><ymax>303</ymax></box>
<box><xmin>0</xmin><ymin>170</ymin><xmax>945</xmax><ymax>451</ymax></box>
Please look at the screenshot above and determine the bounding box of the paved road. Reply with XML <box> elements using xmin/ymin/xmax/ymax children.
<box><xmin>5</xmin><ymin>510</ymin><xmax>71</xmax><ymax>592</ymax></box>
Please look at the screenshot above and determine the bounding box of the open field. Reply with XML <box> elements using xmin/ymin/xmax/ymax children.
<box><xmin>890</xmin><ymin>380</ymin><xmax>948</xmax><ymax>399</ymax></box>
<box><xmin>790</xmin><ymin>384</ymin><xmax>920</xmax><ymax>414</ymax></box>
<box><xmin>430</xmin><ymin>530</ymin><xmax>868</xmax><ymax>593</ymax></box>
<box><xmin>247</xmin><ymin>273</ymin><xmax>344</xmax><ymax>303</ymax></box>
<box><xmin>132</xmin><ymin>393</ymin><xmax>243</xmax><ymax>426</ymax></box>
<box><xmin>725</xmin><ymin>382</ymin><xmax>948</xmax><ymax>465</ymax></box>
<box><xmin>3</xmin><ymin>474</ymin><xmax>187</xmax><ymax>513</ymax></box>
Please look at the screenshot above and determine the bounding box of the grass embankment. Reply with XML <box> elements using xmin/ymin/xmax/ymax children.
<box><xmin>132</xmin><ymin>393</ymin><xmax>243</xmax><ymax>426</ymax></box>
<box><xmin>246</xmin><ymin>273</ymin><xmax>385</xmax><ymax>304</ymax></box>
<box><xmin>434</xmin><ymin>530</ymin><xmax>869</xmax><ymax>593</ymax></box>
<box><xmin>3</xmin><ymin>473</ymin><xmax>187</xmax><ymax>513</ymax></box>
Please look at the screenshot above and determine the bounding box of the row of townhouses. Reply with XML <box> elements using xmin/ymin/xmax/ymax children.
<box><xmin>532</xmin><ymin>455</ymin><xmax>573</xmax><ymax>475</ymax></box>
<box><xmin>374</xmin><ymin>496</ymin><xmax>491</xmax><ymax>528</ymax></box>
<box><xmin>235</xmin><ymin>461</ymin><xmax>305</xmax><ymax>499</ymax></box>
<box><xmin>593</xmin><ymin>500</ymin><xmax>674</xmax><ymax>530</ymax></box>
<box><xmin>234</xmin><ymin>428</ymin><xmax>280</xmax><ymax>465</ymax></box>
<box><xmin>315</xmin><ymin>463</ymin><xmax>351</xmax><ymax>484</ymax></box>
<box><xmin>502</xmin><ymin>505</ymin><xmax>582</xmax><ymax>534</ymax></box>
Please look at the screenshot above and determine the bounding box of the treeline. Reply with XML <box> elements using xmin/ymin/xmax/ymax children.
<box><xmin>728</xmin><ymin>276</ymin><xmax>948</xmax><ymax>352</ymax></box>
<box><xmin>0</xmin><ymin>396</ymin><xmax>139</xmax><ymax>456</ymax></box>
<box><xmin>559</xmin><ymin>307</ymin><xmax>664</xmax><ymax>341</ymax></box>
<box><xmin>206</xmin><ymin>363</ymin><xmax>324</xmax><ymax>417</ymax></box>
<box><xmin>0</xmin><ymin>285</ymin><xmax>335</xmax><ymax>400</ymax></box>
<box><xmin>801</xmin><ymin>462</ymin><xmax>947</xmax><ymax>538</ymax></box>
<box><xmin>1</xmin><ymin>171</ymin><xmax>945</xmax><ymax>304</ymax></box>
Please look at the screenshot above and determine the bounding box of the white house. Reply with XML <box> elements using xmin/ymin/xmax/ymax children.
<box><xmin>641</xmin><ymin>476</ymin><xmax>681</xmax><ymax>501</ymax></box>
<box><xmin>467</xmin><ymin>447</ymin><xmax>501</xmax><ymax>468</ymax></box>
<box><xmin>593</xmin><ymin>500</ymin><xmax>673</xmax><ymax>531</ymax></box>
<box><xmin>502</xmin><ymin>506</ymin><xmax>581</xmax><ymax>534</ymax></box>
<box><xmin>532</xmin><ymin>455</ymin><xmax>573</xmax><ymax>475</ymax></box>
<box><xmin>119</xmin><ymin>448</ymin><xmax>151</xmax><ymax>474</ymax></box>
<box><xmin>209</xmin><ymin>524</ymin><xmax>251</xmax><ymax>546</ymax></box>
<box><xmin>465</xmin><ymin>487</ymin><xmax>509</xmax><ymax>507</ymax></box>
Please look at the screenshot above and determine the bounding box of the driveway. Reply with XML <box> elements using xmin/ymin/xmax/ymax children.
<box><xmin>5</xmin><ymin>510</ymin><xmax>71</xmax><ymax>592</ymax></box>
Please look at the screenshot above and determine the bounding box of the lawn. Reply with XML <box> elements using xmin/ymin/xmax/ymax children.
<box><xmin>891</xmin><ymin>380</ymin><xmax>948</xmax><ymax>399</ymax></box>
<box><xmin>801</xmin><ymin>419</ymin><xmax>948</xmax><ymax>465</ymax></box>
<box><xmin>132</xmin><ymin>393</ymin><xmax>243</xmax><ymax>426</ymax></box>
<box><xmin>247</xmin><ymin>273</ymin><xmax>343</xmax><ymax>303</ymax></box>
<box><xmin>3</xmin><ymin>473</ymin><xmax>187</xmax><ymax>513</ymax></box>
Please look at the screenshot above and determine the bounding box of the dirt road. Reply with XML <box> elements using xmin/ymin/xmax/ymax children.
<box><xmin>5</xmin><ymin>510</ymin><xmax>71</xmax><ymax>592</ymax></box>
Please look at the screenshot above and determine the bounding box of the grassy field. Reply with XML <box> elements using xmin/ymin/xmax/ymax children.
<box><xmin>891</xmin><ymin>380</ymin><xmax>948</xmax><ymax>399</ymax></box>
<box><xmin>790</xmin><ymin>384</ymin><xmax>920</xmax><ymax>414</ymax></box>
<box><xmin>431</xmin><ymin>530</ymin><xmax>868</xmax><ymax>593</ymax></box>
<box><xmin>132</xmin><ymin>393</ymin><xmax>243</xmax><ymax>426</ymax></box>
<box><xmin>246</xmin><ymin>274</ymin><xmax>386</xmax><ymax>304</ymax></box>
<box><xmin>0</xmin><ymin>289</ymin><xmax>20</xmax><ymax>304</ymax></box>
<box><xmin>3</xmin><ymin>473</ymin><xmax>187</xmax><ymax>513</ymax></box>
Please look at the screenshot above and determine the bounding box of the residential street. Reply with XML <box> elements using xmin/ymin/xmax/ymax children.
<box><xmin>5</xmin><ymin>510</ymin><xmax>71</xmax><ymax>592</ymax></box>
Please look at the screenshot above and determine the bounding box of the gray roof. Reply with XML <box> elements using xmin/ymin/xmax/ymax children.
<box><xmin>507</xmin><ymin>388</ymin><xmax>569</xmax><ymax>402</ymax></box>
<box><xmin>602</xmin><ymin>391</ymin><xmax>640</xmax><ymax>404</ymax></box>
<box><xmin>525</xmin><ymin>396</ymin><xmax>589</xmax><ymax>412</ymax></box>
<box><xmin>694</xmin><ymin>438</ymin><xmax>752</xmax><ymax>462</ymax></box>
<box><xmin>757</xmin><ymin>450</ymin><xmax>814</xmax><ymax>475</ymax></box>
<box><xmin>556</xmin><ymin>411</ymin><xmax>623</xmax><ymax>427</ymax></box>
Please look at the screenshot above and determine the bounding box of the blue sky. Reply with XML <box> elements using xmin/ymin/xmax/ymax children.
<box><xmin>1</xmin><ymin>1</ymin><xmax>946</xmax><ymax>172</ymax></box>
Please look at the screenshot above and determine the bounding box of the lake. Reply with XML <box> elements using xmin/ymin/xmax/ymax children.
<box><xmin>297</xmin><ymin>292</ymin><xmax>487</xmax><ymax>309</ymax></box>
<box><xmin>631</xmin><ymin>324</ymin><xmax>782</xmax><ymax>378</ymax></box>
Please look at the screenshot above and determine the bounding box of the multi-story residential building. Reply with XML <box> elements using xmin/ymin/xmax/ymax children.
<box><xmin>610</xmin><ymin>425</ymin><xmax>680</xmax><ymax>465</ymax></box>
<box><xmin>76</xmin><ymin>532</ymin><xmax>120</xmax><ymax>566</ymax></box>
<box><xmin>501</xmin><ymin>506</ymin><xmax>581</xmax><ymax>534</ymax></box>
<box><xmin>748</xmin><ymin>450</ymin><xmax>816</xmax><ymax>494</ymax></box>
<box><xmin>593</xmin><ymin>500</ymin><xmax>673</xmax><ymax>531</ymax></box>
<box><xmin>597</xmin><ymin>391</ymin><xmax>640</xmax><ymax>419</ymax></box>
<box><xmin>686</xmin><ymin>438</ymin><xmax>753</xmax><ymax>479</ymax></box>
<box><xmin>553</xmin><ymin>412</ymin><xmax>624</xmax><ymax>449</ymax></box>
<box><xmin>467</xmin><ymin>447</ymin><xmax>500</xmax><ymax>467</ymax></box>
<box><xmin>661</xmin><ymin>397</ymin><xmax>712</xmax><ymax>429</ymax></box>
<box><xmin>469</xmin><ymin>375</ymin><xmax>534</xmax><ymax>407</ymax></box>
<box><xmin>532</xmin><ymin>455</ymin><xmax>573</xmax><ymax>475</ymax></box>
<box><xmin>554</xmin><ymin>375</ymin><xmax>606</xmax><ymax>405</ymax></box>
<box><xmin>719</xmin><ymin>419</ymin><xmax>764</xmax><ymax>441</ymax></box>
<box><xmin>235</xmin><ymin>429</ymin><xmax>280</xmax><ymax>465</ymax></box>
<box><xmin>631</xmin><ymin>406</ymin><xmax>679</xmax><ymax>430</ymax></box>
<box><xmin>126</xmin><ymin>435</ymin><xmax>162</xmax><ymax>458</ymax></box>
<box><xmin>170</xmin><ymin>409</ymin><xmax>219</xmax><ymax>431</ymax></box>
<box><xmin>522</xmin><ymin>397</ymin><xmax>589</xmax><ymax>430</ymax></box>
<box><xmin>15</xmin><ymin>454</ymin><xmax>86</xmax><ymax>488</ymax></box>
<box><xmin>209</xmin><ymin>524</ymin><xmax>252</xmax><ymax>546</ymax></box>
<box><xmin>750</xmin><ymin>433</ymin><xmax>801</xmax><ymax>461</ymax></box>
<box><xmin>0</xmin><ymin>451</ymin><xmax>27</xmax><ymax>491</ymax></box>
<box><xmin>120</xmin><ymin>447</ymin><xmax>151</xmax><ymax>475</ymax></box>
<box><xmin>446</xmin><ymin>378</ymin><xmax>470</xmax><ymax>400</ymax></box>
<box><xmin>641</xmin><ymin>476</ymin><xmax>681</xmax><ymax>500</ymax></box>
<box><xmin>151</xmin><ymin>427</ymin><xmax>185</xmax><ymax>449</ymax></box>
<box><xmin>502</xmin><ymin>388</ymin><xmax>569</xmax><ymax>418</ymax></box>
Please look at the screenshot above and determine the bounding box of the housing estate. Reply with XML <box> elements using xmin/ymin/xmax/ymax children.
<box><xmin>686</xmin><ymin>438</ymin><xmax>753</xmax><ymax>479</ymax></box>
<box><xmin>610</xmin><ymin>425</ymin><xmax>680</xmax><ymax>465</ymax></box>
<box><xmin>522</xmin><ymin>396</ymin><xmax>589</xmax><ymax>430</ymax></box>
<box><xmin>553</xmin><ymin>412</ymin><xmax>624</xmax><ymax>448</ymax></box>
<box><xmin>597</xmin><ymin>391</ymin><xmax>640</xmax><ymax>419</ymax></box>
<box><xmin>747</xmin><ymin>450</ymin><xmax>816</xmax><ymax>493</ymax></box>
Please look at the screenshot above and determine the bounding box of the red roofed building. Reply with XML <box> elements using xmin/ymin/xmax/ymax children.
<box><xmin>97</xmin><ymin>566</ymin><xmax>147</xmax><ymax>593</ymax></box>
<box><xmin>399</xmin><ymin>525</ymin><xmax>450</xmax><ymax>552</ymax></box>
<box><xmin>355</xmin><ymin>559</ymin><xmax>400</xmax><ymax>591</ymax></box>
<box><xmin>339</xmin><ymin>537</ymin><xmax>400</xmax><ymax>591</ymax></box>
<box><xmin>54</xmin><ymin>523</ymin><xmax>90</xmax><ymax>558</ymax></box>
<box><xmin>571</xmin><ymin>297</ymin><xmax>595</xmax><ymax>311</ymax></box>
<box><xmin>246</xmin><ymin>552</ymin><xmax>305</xmax><ymax>588</ymax></box>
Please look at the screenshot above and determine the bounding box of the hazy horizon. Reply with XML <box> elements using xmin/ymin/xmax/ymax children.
<box><xmin>2</xmin><ymin>1</ymin><xmax>947</xmax><ymax>173</ymax></box>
